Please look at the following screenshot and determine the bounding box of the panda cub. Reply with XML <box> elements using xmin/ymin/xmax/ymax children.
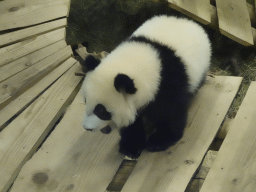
<box><xmin>81</xmin><ymin>15</ymin><xmax>211</xmax><ymax>159</ymax></box>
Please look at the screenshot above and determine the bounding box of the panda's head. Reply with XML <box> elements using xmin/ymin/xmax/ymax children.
<box><xmin>81</xmin><ymin>55</ymin><xmax>138</xmax><ymax>133</ymax></box>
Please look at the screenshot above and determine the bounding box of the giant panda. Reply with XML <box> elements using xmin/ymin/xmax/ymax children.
<box><xmin>81</xmin><ymin>15</ymin><xmax>211</xmax><ymax>159</ymax></box>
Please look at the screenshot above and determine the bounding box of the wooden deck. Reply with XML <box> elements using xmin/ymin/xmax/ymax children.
<box><xmin>0</xmin><ymin>0</ymin><xmax>256</xmax><ymax>191</ymax></box>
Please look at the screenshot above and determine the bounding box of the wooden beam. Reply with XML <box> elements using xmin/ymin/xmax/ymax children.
<box><xmin>0</xmin><ymin>40</ymin><xmax>67</xmax><ymax>83</ymax></box>
<box><xmin>121</xmin><ymin>76</ymin><xmax>242</xmax><ymax>192</ymax></box>
<box><xmin>168</xmin><ymin>0</ymin><xmax>211</xmax><ymax>25</ymax></box>
<box><xmin>168</xmin><ymin>1</ymin><xmax>256</xmax><ymax>47</ymax></box>
<box><xmin>0</xmin><ymin>57</ymin><xmax>77</xmax><ymax>130</ymax></box>
<box><xmin>0</xmin><ymin>62</ymin><xmax>83</xmax><ymax>192</ymax></box>
<box><xmin>0</xmin><ymin>45</ymin><xmax>72</xmax><ymax>108</ymax></box>
<box><xmin>216</xmin><ymin>0</ymin><xmax>254</xmax><ymax>46</ymax></box>
<box><xmin>0</xmin><ymin>0</ymin><xmax>70</xmax><ymax>31</ymax></box>
<box><xmin>201</xmin><ymin>81</ymin><xmax>256</xmax><ymax>191</ymax></box>
<box><xmin>0</xmin><ymin>28</ymin><xmax>66</xmax><ymax>67</ymax></box>
<box><xmin>0</xmin><ymin>18</ymin><xmax>67</xmax><ymax>47</ymax></box>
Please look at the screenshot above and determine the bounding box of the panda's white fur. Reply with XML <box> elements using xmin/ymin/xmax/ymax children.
<box><xmin>82</xmin><ymin>15</ymin><xmax>211</xmax><ymax>132</ymax></box>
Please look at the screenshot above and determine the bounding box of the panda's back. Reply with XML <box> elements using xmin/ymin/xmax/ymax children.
<box><xmin>132</xmin><ymin>15</ymin><xmax>211</xmax><ymax>93</ymax></box>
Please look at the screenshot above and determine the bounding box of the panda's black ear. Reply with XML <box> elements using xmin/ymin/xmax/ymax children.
<box><xmin>114</xmin><ymin>74</ymin><xmax>137</xmax><ymax>94</ymax></box>
<box><xmin>81</xmin><ymin>55</ymin><xmax>101</xmax><ymax>72</ymax></box>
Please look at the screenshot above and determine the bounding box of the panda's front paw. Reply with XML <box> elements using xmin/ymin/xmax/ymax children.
<box><xmin>119</xmin><ymin>145</ymin><xmax>142</xmax><ymax>159</ymax></box>
<box><xmin>119</xmin><ymin>140</ymin><xmax>144</xmax><ymax>159</ymax></box>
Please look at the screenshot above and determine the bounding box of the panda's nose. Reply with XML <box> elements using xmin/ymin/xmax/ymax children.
<box><xmin>85</xmin><ymin>128</ymin><xmax>93</xmax><ymax>131</ymax></box>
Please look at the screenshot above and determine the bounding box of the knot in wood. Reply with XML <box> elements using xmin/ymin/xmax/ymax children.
<box><xmin>32</xmin><ymin>172</ymin><xmax>49</xmax><ymax>184</ymax></box>
<box><xmin>8</xmin><ymin>6</ymin><xmax>21</xmax><ymax>12</ymax></box>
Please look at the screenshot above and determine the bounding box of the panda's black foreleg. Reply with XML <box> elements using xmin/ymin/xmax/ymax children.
<box><xmin>145</xmin><ymin>111</ymin><xmax>187</xmax><ymax>152</ymax></box>
<box><xmin>119</xmin><ymin>116</ymin><xmax>146</xmax><ymax>159</ymax></box>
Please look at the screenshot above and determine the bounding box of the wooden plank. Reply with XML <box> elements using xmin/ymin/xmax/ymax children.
<box><xmin>0</xmin><ymin>18</ymin><xmax>67</xmax><ymax>47</ymax></box>
<box><xmin>121</xmin><ymin>76</ymin><xmax>242</xmax><ymax>192</ymax></box>
<box><xmin>9</xmin><ymin>92</ymin><xmax>124</xmax><ymax>192</ymax></box>
<box><xmin>0</xmin><ymin>62</ymin><xmax>82</xmax><ymax>192</ymax></box>
<box><xmin>168</xmin><ymin>0</ymin><xmax>211</xmax><ymax>25</ymax></box>
<box><xmin>0</xmin><ymin>28</ymin><xmax>66</xmax><ymax>67</ymax></box>
<box><xmin>0</xmin><ymin>40</ymin><xmax>67</xmax><ymax>83</ymax></box>
<box><xmin>0</xmin><ymin>45</ymin><xmax>72</xmax><ymax>108</ymax></box>
<box><xmin>216</xmin><ymin>0</ymin><xmax>254</xmax><ymax>46</ymax></box>
<box><xmin>0</xmin><ymin>0</ymin><xmax>70</xmax><ymax>31</ymax></box>
<box><xmin>200</xmin><ymin>81</ymin><xmax>256</xmax><ymax>192</ymax></box>
<box><xmin>0</xmin><ymin>57</ymin><xmax>77</xmax><ymax>130</ymax></box>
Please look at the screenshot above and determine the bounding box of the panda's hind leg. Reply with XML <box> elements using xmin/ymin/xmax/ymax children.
<box><xmin>145</xmin><ymin>110</ymin><xmax>187</xmax><ymax>152</ymax></box>
<box><xmin>119</xmin><ymin>116</ymin><xmax>146</xmax><ymax>159</ymax></box>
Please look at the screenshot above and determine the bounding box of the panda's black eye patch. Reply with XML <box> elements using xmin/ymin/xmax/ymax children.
<box><xmin>93</xmin><ymin>104</ymin><xmax>112</xmax><ymax>120</ymax></box>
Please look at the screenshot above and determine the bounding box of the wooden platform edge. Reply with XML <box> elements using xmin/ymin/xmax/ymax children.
<box><xmin>0</xmin><ymin>57</ymin><xmax>77</xmax><ymax>130</ymax></box>
<box><xmin>0</xmin><ymin>62</ymin><xmax>83</xmax><ymax>192</ymax></box>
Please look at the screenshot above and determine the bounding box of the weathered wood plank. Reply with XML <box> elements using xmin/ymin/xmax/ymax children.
<box><xmin>0</xmin><ymin>40</ymin><xmax>67</xmax><ymax>83</ymax></box>
<box><xmin>0</xmin><ymin>45</ymin><xmax>72</xmax><ymax>108</ymax></box>
<box><xmin>168</xmin><ymin>0</ymin><xmax>211</xmax><ymax>25</ymax></box>
<box><xmin>0</xmin><ymin>28</ymin><xmax>66</xmax><ymax>67</ymax></box>
<box><xmin>9</xmin><ymin>91</ymin><xmax>124</xmax><ymax>192</ymax></box>
<box><xmin>0</xmin><ymin>18</ymin><xmax>67</xmax><ymax>47</ymax></box>
<box><xmin>121</xmin><ymin>76</ymin><xmax>242</xmax><ymax>192</ymax></box>
<box><xmin>0</xmin><ymin>57</ymin><xmax>77</xmax><ymax>130</ymax></box>
<box><xmin>0</xmin><ymin>0</ymin><xmax>70</xmax><ymax>31</ymax></box>
<box><xmin>0</xmin><ymin>62</ymin><xmax>82</xmax><ymax>192</ymax></box>
<box><xmin>200</xmin><ymin>81</ymin><xmax>256</xmax><ymax>192</ymax></box>
<box><xmin>216</xmin><ymin>0</ymin><xmax>254</xmax><ymax>46</ymax></box>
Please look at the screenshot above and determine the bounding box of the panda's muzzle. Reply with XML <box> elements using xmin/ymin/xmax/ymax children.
<box><xmin>83</xmin><ymin>113</ymin><xmax>111</xmax><ymax>133</ymax></box>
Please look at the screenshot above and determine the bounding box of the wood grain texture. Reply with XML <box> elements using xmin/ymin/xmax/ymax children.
<box><xmin>168</xmin><ymin>0</ymin><xmax>211</xmax><ymax>24</ymax></box>
<box><xmin>0</xmin><ymin>62</ymin><xmax>83</xmax><ymax>192</ymax></box>
<box><xmin>200</xmin><ymin>81</ymin><xmax>256</xmax><ymax>192</ymax></box>
<box><xmin>0</xmin><ymin>45</ymin><xmax>72</xmax><ymax>108</ymax></box>
<box><xmin>121</xmin><ymin>76</ymin><xmax>242</xmax><ymax>192</ymax></box>
<box><xmin>0</xmin><ymin>40</ymin><xmax>67</xmax><ymax>83</ymax></box>
<box><xmin>0</xmin><ymin>18</ymin><xmax>67</xmax><ymax>47</ymax></box>
<box><xmin>0</xmin><ymin>28</ymin><xmax>66</xmax><ymax>67</ymax></box>
<box><xmin>0</xmin><ymin>57</ymin><xmax>77</xmax><ymax>130</ymax></box>
<box><xmin>9</xmin><ymin>91</ymin><xmax>124</xmax><ymax>192</ymax></box>
<box><xmin>216</xmin><ymin>0</ymin><xmax>254</xmax><ymax>46</ymax></box>
<box><xmin>0</xmin><ymin>0</ymin><xmax>70</xmax><ymax>31</ymax></box>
